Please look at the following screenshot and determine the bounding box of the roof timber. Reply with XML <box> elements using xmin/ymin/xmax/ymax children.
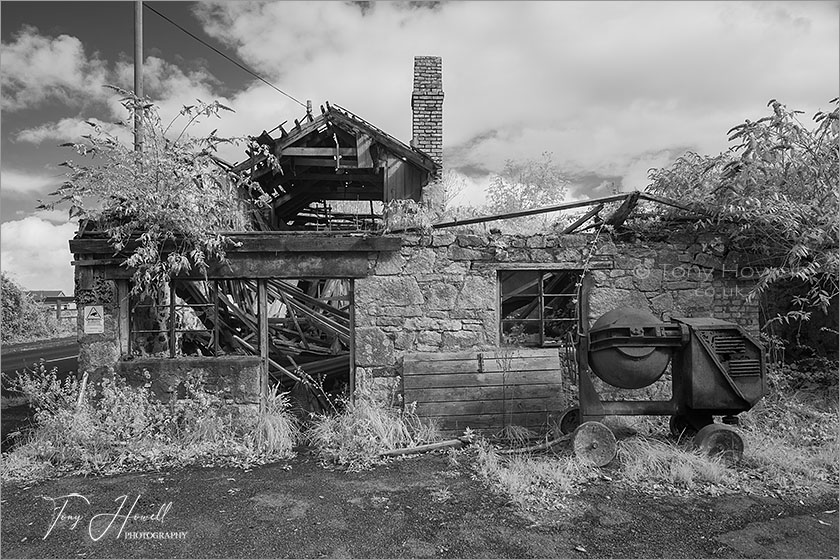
<box><xmin>225</xmin><ymin>103</ymin><xmax>440</xmax><ymax>230</ymax></box>
<box><xmin>282</xmin><ymin>147</ymin><xmax>357</xmax><ymax>157</ymax></box>
<box><xmin>603</xmin><ymin>191</ymin><xmax>641</xmax><ymax>229</ymax></box>
<box><xmin>425</xmin><ymin>194</ymin><xmax>632</xmax><ymax>231</ymax></box>
<box><xmin>389</xmin><ymin>191</ymin><xmax>707</xmax><ymax>234</ymax></box>
<box><xmin>328</xmin><ymin>105</ymin><xmax>437</xmax><ymax>172</ymax></box>
<box><xmin>70</xmin><ymin>233</ymin><xmax>402</xmax><ymax>258</ymax></box>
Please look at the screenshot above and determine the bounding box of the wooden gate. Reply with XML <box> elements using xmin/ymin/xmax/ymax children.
<box><xmin>403</xmin><ymin>348</ymin><xmax>565</xmax><ymax>435</ymax></box>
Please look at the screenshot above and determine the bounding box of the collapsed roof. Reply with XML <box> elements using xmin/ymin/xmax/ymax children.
<box><xmin>231</xmin><ymin>103</ymin><xmax>440</xmax><ymax>231</ymax></box>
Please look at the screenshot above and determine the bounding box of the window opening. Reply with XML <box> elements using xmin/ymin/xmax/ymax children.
<box><xmin>499</xmin><ymin>270</ymin><xmax>582</xmax><ymax>347</ymax></box>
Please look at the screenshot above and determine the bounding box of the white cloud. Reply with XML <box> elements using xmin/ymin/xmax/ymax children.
<box><xmin>0</xmin><ymin>169</ymin><xmax>60</xmax><ymax>197</ymax></box>
<box><xmin>4</xmin><ymin>0</ymin><xmax>836</xmax><ymax>223</ymax></box>
<box><xmin>1</xmin><ymin>26</ymin><xmax>245</xmax><ymax>149</ymax></box>
<box><xmin>32</xmin><ymin>208</ymin><xmax>78</xmax><ymax>224</ymax></box>
<box><xmin>0</xmin><ymin>26</ymin><xmax>110</xmax><ymax>111</ymax></box>
<box><xmin>14</xmin><ymin>117</ymin><xmax>132</xmax><ymax>145</ymax></box>
<box><xmin>1</xmin><ymin>217</ymin><xmax>76</xmax><ymax>295</ymax></box>
<box><xmin>193</xmin><ymin>1</ymin><xmax>839</xmax><ymax>193</ymax></box>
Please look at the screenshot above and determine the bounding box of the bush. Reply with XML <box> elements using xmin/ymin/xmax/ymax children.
<box><xmin>0</xmin><ymin>366</ymin><xmax>301</xmax><ymax>482</ymax></box>
<box><xmin>1</xmin><ymin>273</ymin><xmax>60</xmax><ymax>344</ymax></box>
<box><xmin>765</xmin><ymin>359</ymin><xmax>839</xmax><ymax>395</ymax></box>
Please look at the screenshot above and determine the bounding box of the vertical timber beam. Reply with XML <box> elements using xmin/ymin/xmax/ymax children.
<box><xmin>348</xmin><ymin>279</ymin><xmax>356</xmax><ymax>405</ymax></box>
<box><xmin>258</xmin><ymin>279</ymin><xmax>269</xmax><ymax>412</ymax></box>
<box><xmin>117</xmin><ymin>280</ymin><xmax>130</xmax><ymax>356</ymax></box>
<box><xmin>168</xmin><ymin>283</ymin><xmax>176</xmax><ymax>358</ymax></box>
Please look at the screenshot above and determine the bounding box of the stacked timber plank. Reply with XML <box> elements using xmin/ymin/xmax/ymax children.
<box><xmin>403</xmin><ymin>348</ymin><xmax>565</xmax><ymax>435</ymax></box>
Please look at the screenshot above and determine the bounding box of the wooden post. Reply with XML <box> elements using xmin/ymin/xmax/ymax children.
<box><xmin>168</xmin><ymin>283</ymin><xmax>176</xmax><ymax>357</ymax></box>
<box><xmin>117</xmin><ymin>280</ymin><xmax>130</xmax><ymax>355</ymax></box>
<box><xmin>134</xmin><ymin>0</ymin><xmax>143</xmax><ymax>152</ymax></box>
<box><xmin>258</xmin><ymin>279</ymin><xmax>269</xmax><ymax>412</ymax></box>
<box><xmin>348</xmin><ymin>279</ymin><xmax>356</xmax><ymax>405</ymax></box>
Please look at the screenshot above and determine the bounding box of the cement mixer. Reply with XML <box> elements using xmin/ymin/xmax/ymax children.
<box><xmin>561</xmin><ymin>305</ymin><xmax>766</xmax><ymax>466</ymax></box>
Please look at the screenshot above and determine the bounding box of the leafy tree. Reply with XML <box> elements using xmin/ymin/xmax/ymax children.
<box><xmin>40</xmin><ymin>87</ymin><xmax>270</xmax><ymax>297</ymax></box>
<box><xmin>423</xmin><ymin>168</ymin><xmax>469</xmax><ymax>216</ymax></box>
<box><xmin>647</xmin><ymin>98</ymin><xmax>839</xmax><ymax>324</ymax></box>
<box><xmin>487</xmin><ymin>151</ymin><xmax>568</xmax><ymax>214</ymax></box>
<box><xmin>1</xmin><ymin>272</ymin><xmax>58</xmax><ymax>344</ymax></box>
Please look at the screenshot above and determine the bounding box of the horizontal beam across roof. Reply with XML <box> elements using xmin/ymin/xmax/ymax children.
<box><xmin>70</xmin><ymin>233</ymin><xmax>402</xmax><ymax>257</ymax></box>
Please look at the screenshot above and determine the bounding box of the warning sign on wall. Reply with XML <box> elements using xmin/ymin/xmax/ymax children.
<box><xmin>83</xmin><ymin>305</ymin><xmax>104</xmax><ymax>334</ymax></box>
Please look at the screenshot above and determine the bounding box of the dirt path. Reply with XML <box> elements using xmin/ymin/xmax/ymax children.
<box><xmin>1</xmin><ymin>451</ymin><xmax>837</xmax><ymax>559</ymax></box>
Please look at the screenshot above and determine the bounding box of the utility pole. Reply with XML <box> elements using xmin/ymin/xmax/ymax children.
<box><xmin>134</xmin><ymin>0</ymin><xmax>143</xmax><ymax>152</ymax></box>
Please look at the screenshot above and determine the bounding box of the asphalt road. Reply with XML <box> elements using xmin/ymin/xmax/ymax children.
<box><xmin>1</xmin><ymin>336</ymin><xmax>79</xmax><ymax>380</ymax></box>
<box><xmin>1</xmin><ymin>452</ymin><xmax>837</xmax><ymax>558</ymax></box>
<box><xmin>1</xmin><ymin>336</ymin><xmax>79</xmax><ymax>450</ymax></box>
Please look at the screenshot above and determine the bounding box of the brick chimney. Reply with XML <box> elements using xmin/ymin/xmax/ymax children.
<box><xmin>411</xmin><ymin>56</ymin><xmax>443</xmax><ymax>180</ymax></box>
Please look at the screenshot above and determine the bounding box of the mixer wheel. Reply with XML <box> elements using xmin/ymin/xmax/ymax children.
<box><xmin>558</xmin><ymin>407</ymin><xmax>581</xmax><ymax>435</ymax></box>
<box><xmin>573</xmin><ymin>421</ymin><xmax>616</xmax><ymax>467</ymax></box>
<box><xmin>694</xmin><ymin>424</ymin><xmax>744</xmax><ymax>465</ymax></box>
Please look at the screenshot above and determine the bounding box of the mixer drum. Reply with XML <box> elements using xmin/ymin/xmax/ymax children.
<box><xmin>588</xmin><ymin>308</ymin><xmax>672</xmax><ymax>389</ymax></box>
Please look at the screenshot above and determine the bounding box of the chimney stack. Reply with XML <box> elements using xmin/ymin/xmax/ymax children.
<box><xmin>411</xmin><ymin>56</ymin><xmax>443</xmax><ymax>180</ymax></box>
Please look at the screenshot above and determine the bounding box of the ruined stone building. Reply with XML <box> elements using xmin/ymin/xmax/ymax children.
<box><xmin>70</xmin><ymin>56</ymin><xmax>758</xmax><ymax>434</ymax></box>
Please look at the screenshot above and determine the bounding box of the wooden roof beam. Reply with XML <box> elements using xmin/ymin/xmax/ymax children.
<box><xmin>406</xmin><ymin>193</ymin><xmax>632</xmax><ymax>232</ymax></box>
<box><xmin>562</xmin><ymin>203</ymin><xmax>604</xmax><ymax>234</ymax></box>
<box><xmin>291</xmin><ymin>157</ymin><xmax>360</xmax><ymax>168</ymax></box>
<box><xmin>604</xmin><ymin>191</ymin><xmax>641</xmax><ymax>229</ymax></box>
<box><xmin>281</xmin><ymin>147</ymin><xmax>356</xmax><ymax>157</ymax></box>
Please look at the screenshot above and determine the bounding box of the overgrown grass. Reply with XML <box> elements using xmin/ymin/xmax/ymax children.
<box><xmin>474</xmin><ymin>362</ymin><xmax>839</xmax><ymax>510</ymax></box>
<box><xmin>306</xmin><ymin>396</ymin><xmax>440</xmax><ymax>471</ymax></box>
<box><xmin>495</xmin><ymin>424</ymin><xmax>537</xmax><ymax>447</ymax></box>
<box><xmin>1</xmin><ymin>365</ymin><xmax>301</xmax><ymax>482</ymax></box>
<box><xmin>617</xmin><ymin>438</ymin><xmax>739</xmax><ymax>493</ymax></box>
<box><xmin>474</xmin><ymin>440</ymin><xmax>602</xmax><ymax>510</ymax></box>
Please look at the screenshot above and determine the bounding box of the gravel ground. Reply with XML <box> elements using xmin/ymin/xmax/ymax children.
<box><xmin>1</xmin><ymin>451</ymin><xmax>837</xmax><ymax>559</ymax></box>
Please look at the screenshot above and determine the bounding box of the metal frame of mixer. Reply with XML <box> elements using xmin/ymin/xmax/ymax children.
<box><xmin>560</xmin><ymin>274</ymin><xmax>763</xmax><ymax>452</ymax></box>
<box><xmin>568</xmin><ymin>274</ymin><xmax>711</xmax><ymax>431</ymax></box>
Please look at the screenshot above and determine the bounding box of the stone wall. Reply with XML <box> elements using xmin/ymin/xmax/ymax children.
<box><xmin>116</xmin><ymin>356</ymin><xmax>261</xmax><ymax>420</ymax></box>
<box><xmin>73</xmin><ymin>268</ymin><xmax>261</xmax><ymax>415</ymax></box>
<box><xmin>74</xmin><ymin>228</ymin><xmax>759</xmax><ymax>412</ymax></box>
<box><xmin>75</xmin><ymin>267</ymin><xmax>121</xmax><ymax>378</ymax></box>
<box><xmin>354</xmin><ymin>230</ymin><xmax>759</xmax><ymax>402</ymax></box>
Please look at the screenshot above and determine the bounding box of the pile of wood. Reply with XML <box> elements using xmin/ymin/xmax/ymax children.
<box><xmin>176</xmin><ymin>277</ymin><xmax>351</xmax><ymax>412</ymax></box>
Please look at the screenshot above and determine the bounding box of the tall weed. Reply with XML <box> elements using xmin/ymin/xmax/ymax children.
<box><xmin>307</xmin><ymin>396</ymin><xmax>440</xmax><ymax>471</ymax></box>
<box><xmin>248</xmin><ymin>385</ymin><xmax>300</xmax><ymax>456</ymax></box>
<box><xmin>1</xmin><ymin>366</ymin><xmax>301</xmax><ymax>482</ymax></box>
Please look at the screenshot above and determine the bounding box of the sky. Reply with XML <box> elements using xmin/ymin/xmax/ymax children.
<box><xmin>1</xmin><ymin>0</ymin><xmax>838</xmax><ymax>295</ymax></box>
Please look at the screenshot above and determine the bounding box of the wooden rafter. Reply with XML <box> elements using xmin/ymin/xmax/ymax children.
<box><xmin>280</xmin><ymin>147</ymin><xmax>356</xmax><ymax>157</ymax></box>
<box><xmin>562</xmin><ymin>203</ymin><xmax>604</xmax><ymax>234</ymax></box>
<box><xmin>604</xmin><ymin>191</ymin><xmax>641</xmax><ymax>229</ymax></box>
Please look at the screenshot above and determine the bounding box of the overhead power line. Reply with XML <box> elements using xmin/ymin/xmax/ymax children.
<box><xmin>143</xmin><ymin>3</ymin><xmax>307</xmax><ymax>108</ymax></box>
